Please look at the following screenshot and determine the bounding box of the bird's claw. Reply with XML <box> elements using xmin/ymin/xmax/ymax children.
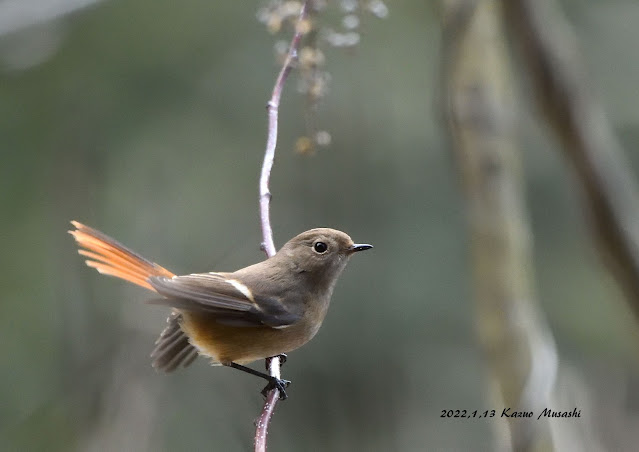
<box><xmin>261</xmin><ymin>377</ymin><xmax>291</xmax><ymax>400</ymax></box>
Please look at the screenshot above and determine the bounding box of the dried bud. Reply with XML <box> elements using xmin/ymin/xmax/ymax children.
<box><xmin>295</xmin><ymin>136</ymin><xmax>315</xmax><ymax>155</ymax></box>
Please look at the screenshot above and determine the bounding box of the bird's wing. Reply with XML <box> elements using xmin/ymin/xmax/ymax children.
<box><xmin>150</xmin><ymin>311</ymin><xmax>199</xmax><ymax>372</ymax></box>
<box><xmin>147</xmin><ymin>273</ymin><xmax>302</xmax><ymax>328</ymax></box>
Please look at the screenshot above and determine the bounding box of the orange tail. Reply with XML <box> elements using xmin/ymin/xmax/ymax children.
<box><xmin>69</xmin><ymin>221</ymin><xmax>175</xmax><ymax>291</ymax></box>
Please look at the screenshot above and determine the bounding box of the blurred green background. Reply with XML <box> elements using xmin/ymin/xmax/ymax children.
<box><xmin>1</xmin><ymin>0</ymin><xmax>639</xmax><ymax>450</ymax></box>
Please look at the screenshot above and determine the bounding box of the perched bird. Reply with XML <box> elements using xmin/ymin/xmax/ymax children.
<box><xmin>69</xmin><ymin>221</ymin><xmax>372</xmax><ymax>398</ymax></box>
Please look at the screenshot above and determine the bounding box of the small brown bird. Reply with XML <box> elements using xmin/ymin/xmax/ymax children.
<box><xmin>69</xmin><ymin>221</ymin><xmax>371</xmax><ymax>398</ymax></box>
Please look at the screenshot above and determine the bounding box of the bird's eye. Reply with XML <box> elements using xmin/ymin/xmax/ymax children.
<box><xmin>313</xmin><ymin>241</ymin><xmax>328</xmax><ymax>254</ymax></box>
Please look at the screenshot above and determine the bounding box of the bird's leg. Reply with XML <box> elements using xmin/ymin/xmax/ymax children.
<box><xmin>225</xmin><ymin>361</ymin><xmax>291</xmax><ymax>399</ymax></box>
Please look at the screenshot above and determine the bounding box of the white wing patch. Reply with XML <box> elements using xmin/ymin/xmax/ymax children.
<box><xmin>226</xmin><ymin>279</ymin><xmax>256</xmax><ymax>303</ymax></box>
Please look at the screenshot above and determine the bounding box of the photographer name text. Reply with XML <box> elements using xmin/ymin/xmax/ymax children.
<box><xmin>440</xmin><ymin>408</ymin><xmax>581</xmax><ymax>420</ymax></box>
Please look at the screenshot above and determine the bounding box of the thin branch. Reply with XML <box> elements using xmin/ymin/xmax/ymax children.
<box><xmin>254</xmin><ymin>356</ymin><xmax>281</xmax><ymax>452</ymax></box>
<box><xmin>255</xmin><ymin>2</ymin><xmax>309</xmax><ymax>451</ymax></box>
<box><xmin>259</xmin><ymin>1</ymin><xmax>310</xmax><ymax>258</ymax></box>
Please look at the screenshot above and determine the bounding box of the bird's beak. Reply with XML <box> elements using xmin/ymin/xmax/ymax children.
<box><xmin>349</xmin><ymin>243</ymin><xmax>373</xmax><ymax>253</ymax></box>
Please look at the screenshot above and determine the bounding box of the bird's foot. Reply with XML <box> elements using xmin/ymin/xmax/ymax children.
<box><xmin>261</xmin><ymin>377</ymin><xmax>291</xmax><ymax>400</ymax></box>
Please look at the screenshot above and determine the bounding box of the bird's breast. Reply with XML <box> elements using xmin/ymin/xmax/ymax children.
<box><xmin>179</xmin><ymin>295</ymin><xmax>331</xmax><ymax>365</ymax></box>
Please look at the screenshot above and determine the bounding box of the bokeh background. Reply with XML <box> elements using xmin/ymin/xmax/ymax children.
<box><xmin>2</xmin><ymin>0</ymin><xmax>639</xmax><ymax>450</ymax></box>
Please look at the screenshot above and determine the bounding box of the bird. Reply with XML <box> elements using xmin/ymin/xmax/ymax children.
<box><xmin>69</xmin><ymin>221</ymin><xmax>372</xmax><ymax>398</ymax></box>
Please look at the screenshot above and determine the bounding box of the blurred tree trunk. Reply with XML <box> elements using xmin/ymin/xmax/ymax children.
<box><xmin>440</xmin><ymin>1</ymin><xmax>560</xmax><ymax>450</ymax></box>
<box><xmin>503</xmin><ymin>0</ymin><xmax>639</xmax><ymax>322</ymax></box>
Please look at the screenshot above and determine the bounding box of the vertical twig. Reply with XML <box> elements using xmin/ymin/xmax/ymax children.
<box><xmin>259</xmin><ymin>2</ymin><xmax>309</xmax><ymax>258</ymax></box>
<box><xmin>255</xmin><ymin>2</ymin><xmax>309</xmax><ymax>451</ymax></box>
